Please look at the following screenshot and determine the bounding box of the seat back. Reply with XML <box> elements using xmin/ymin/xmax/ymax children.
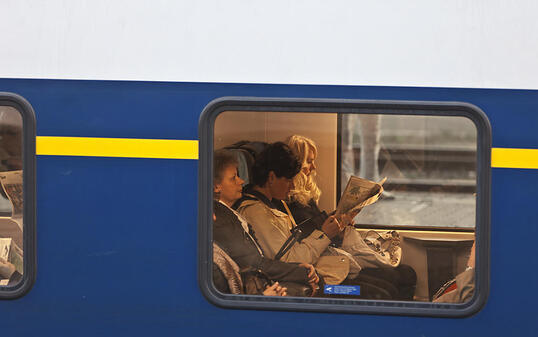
<box><xmin>223</xmin><ymin>141</ymin><xmax>268</xmax><ymax>186</ymax></box>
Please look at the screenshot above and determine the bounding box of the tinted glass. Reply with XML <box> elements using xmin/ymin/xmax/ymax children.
<box><xmin>206</xmin><ymin>106</ymin><xmax>482</xmax><ymax>312</ymax></box>
<box><xmin>0</xmin><ymin>106</ymin><xmax>23</xmax><ymax>287</ymax></box>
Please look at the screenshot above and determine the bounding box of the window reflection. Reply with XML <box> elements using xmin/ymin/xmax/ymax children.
<box><xmin>341</xmin><ymin>114</ymin><xmax>477</xmax><ymax>229</ymax></box>
<box><xmin>0</xmin><ymin>107</ymin><xmax>23</xmax><ymax>286</ymax></box>
<box><xmin>211</xmin><ymin>109</ymin><xmax>477</xmax><ymax>304</ymax></box>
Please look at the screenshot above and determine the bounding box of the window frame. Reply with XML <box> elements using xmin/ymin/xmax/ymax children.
<box><xmin>198</xmin><ymin>97</ymin><xmax>490</xmax><ymax>317</ymax></box>
<box><xmin>0</xmin><ymin>92</ymin><xmax>37</xmax><ymax>299</ymax></box>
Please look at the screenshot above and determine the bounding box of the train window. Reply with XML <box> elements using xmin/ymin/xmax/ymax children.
<box><xmin>198</xmin><ymin>98</ymin><xmax>490</xmax><ymax>317</ymax></box>
<box><xmin>339</xmin><ymin>114</ymin><xmax>477</xmax><ymax>230</ymax></box>
<box><xmin>0</xmin><ymin>93</ymin><xmax>36</xmax><ymax>299</ymax></box>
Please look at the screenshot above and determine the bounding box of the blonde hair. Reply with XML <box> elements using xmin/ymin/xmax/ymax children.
<box><xmin>285</xmin><ymin>135</ymin><xmax>321</xmax><ymax>205</ymax></box>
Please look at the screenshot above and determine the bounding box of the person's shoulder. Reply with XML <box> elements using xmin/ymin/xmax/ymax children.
<box><xmin>233</xmin><ymin>189</ymin><xmax>261</xmax><ymax>208</ymax></box>
<box><xmin>287</xmin><ymin>199</ymin><xmax>306</xmax><ymax>210</ymax></box>
<box><xmin>213</xmin><ymin>202</ymin><xmax>235</xmax><ymax>228</ymax></box>
<box><xmin>235</xmin><ymin>197</ymin><xmax>263</xmax><ymax>213</ymax></box>
<box><xmin>455</xmin><ymin>268</ymin><xmax>475</xmax><ymax>286</ymax></box>
<box><xmin>287</xmin><ymin>198</ymin><xmax>319</xmax><ymax>217</ymax></box>
<box><xmin>236</xmin><ymin>196</ymin><xmax>278</xmax><ymax>224</ymax></box>
<box><xmin>288</xmin><ymin>197</ymin><xmax>317</xmax><ymax>209</ymax></box>
<box><xmin>214</xmin><ymin>200</ymin><xmax>230</xmax><ymax>216</ymax></box>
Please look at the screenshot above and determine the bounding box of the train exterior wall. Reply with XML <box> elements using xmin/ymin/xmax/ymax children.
<box><xmin>0</xmin><ymin>78</ymin><xmax>534</xmax><ymax>335</ymax></box>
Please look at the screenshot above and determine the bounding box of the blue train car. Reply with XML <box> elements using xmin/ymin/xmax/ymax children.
<box><xmin>0</xmin><ymin>1</ymin><xmax>537</xmax><ymax>336</ymax></box>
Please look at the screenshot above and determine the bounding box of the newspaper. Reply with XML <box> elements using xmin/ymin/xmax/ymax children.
<box><xmin>0</xmin><ymin>170</ymin><xmax>23</xmax><ymax>231</ymax></box>
<box><xmin>0</xmin><ymin>237</ymin><xmax>23</xmax><ymax>274</ymax></box>
<box><xmin>335</xmin><ymin>176</ymin><xmax>387</xmax><ymax>215</ymax></box>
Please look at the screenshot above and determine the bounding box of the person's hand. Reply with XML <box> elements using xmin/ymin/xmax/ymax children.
<box><xmin>299</xmin><ymin>263</ymin><xmax>319</xmax><ymax>284</ymax></box>
<box><xmin>263</xmin><ymin>282</ymin><xmax>287</xmax><ymax>296</ymax></box>
<box><xmin>338</xmin><ymin>209</ymin><xmax>360</xmax><ymax>227</ymax></box>
<box><xmin>0</xmin><ymin>258</ymin><xmax>15</xmax><ymax>279</ymax></box>
<box><xmin>299</xmin><ymin>263</ymin><xmax>320</xmax><ymax>296</ymax></box>
<box><xmin>321</xmin><ymin>215</ymin><xmax>344</xmax><ymax>238</ymax></box>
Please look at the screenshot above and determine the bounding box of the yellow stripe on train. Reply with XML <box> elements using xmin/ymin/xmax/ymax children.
<box><xmin>491</xmin><ymin>148</ymin><xmax>538</xmax><ymax>169</ymax></box>
<box><xmin>36</xmin><ymin>136</ymin><xmax>198</xmax><ymax>160</ymax></box>
<box><xmin>36</xmin><ymin>136</ymin><xmax>538</xmax><ymax>169</ymax></box>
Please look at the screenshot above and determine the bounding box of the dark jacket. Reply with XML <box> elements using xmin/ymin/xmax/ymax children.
<box><xmin>213</xmin><ymin>200</ymin><xmax>310</xmax><ymax>284</ymax></box>
<box><xmin>281</xmin><ymin>199</ymin><xmax>328</xmax><ymax>231</ymax></box>
<box><xmin>280</xmin><ymin>199</ymin><xmax>343</xmax><ymax>247</ymax></box>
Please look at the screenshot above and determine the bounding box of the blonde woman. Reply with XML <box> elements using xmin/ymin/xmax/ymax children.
<box><xmin>284</xmin><ymin>135</ymin><xmax>417</xmax><ymax>301</ymax></box>
<box><xmin>285</xmin><ymin>135</ymin><xmax>354</xmax><ymax>236</ymax></box>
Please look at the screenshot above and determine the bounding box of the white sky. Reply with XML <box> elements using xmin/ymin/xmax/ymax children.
<box><xmin>1</xmin><ymin>0</ymin><xmax>537</xmax><ymax>89</ymax></box>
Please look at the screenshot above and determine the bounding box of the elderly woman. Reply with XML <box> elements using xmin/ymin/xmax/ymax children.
<box><xmin>284</xmin><ymin>135</ymin><xmax>416</xmax><ymax>300</ymax></box>
<box><xmin>235</xmin><ymin>142</ymin><xmax>354</xmax><ymax>285</ymax></box>
<box><xmin>212</xmin><ymin>149</ymin><xmax>319</xmax><ymax>296</ymax></box>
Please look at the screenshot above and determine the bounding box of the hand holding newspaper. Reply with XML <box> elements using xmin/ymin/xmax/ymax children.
<box><xmin>335</xmin><ymin>176</ymin><xmax>387</xmax><ymax>216</ymax></box>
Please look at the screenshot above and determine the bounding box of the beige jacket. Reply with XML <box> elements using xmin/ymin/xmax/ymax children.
<box><xmin>433</xmin><ymin>268</ymin><xmax>475</xmax><ymax>303</ymax></box>
<box><xmin>237</xmin><ymin>198</ymin><xmax>350</xmax><ymax>284</ymax></box>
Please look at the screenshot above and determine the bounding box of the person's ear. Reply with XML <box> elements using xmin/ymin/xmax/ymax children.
<box><xmin>268</xmin><ymin>171</ymin><xmax>276</xmax><ymax>186</ymax></box>
<box><xmin>214</xmin><ymin>184</ymin><xmax>221</xmax><ymax>194</ymax></box>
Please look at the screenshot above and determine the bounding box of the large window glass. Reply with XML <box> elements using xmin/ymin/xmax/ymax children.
<box><xmin>339</xmin><ymin>114</ymin><xmax>477</xmax><ymax>230</ymax></box>
<box><xmin>199</xmin><ymin>99</ymin><xmax>490</xmax><ymax>316</ymax></box>
<box><xmin>0</xmin><ymin>94</ymin><xmax>36</xmax><ymax>298</ymax></box>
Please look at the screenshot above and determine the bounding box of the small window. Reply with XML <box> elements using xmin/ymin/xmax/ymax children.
<box><xmin>0</xmin><ymin>93</ymin><xmax>36</xmax><ymax>298</ymax></box>
<box><xmin>198</xmin><ymin>98</ymin><xmax>490</xmax><ymax>317</ymax></box>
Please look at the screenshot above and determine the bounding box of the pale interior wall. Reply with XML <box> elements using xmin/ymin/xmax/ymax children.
<box><xmin>214</xmin><ymin>111</ymin><xmax>338</xmax><ymax>211</ymax></box>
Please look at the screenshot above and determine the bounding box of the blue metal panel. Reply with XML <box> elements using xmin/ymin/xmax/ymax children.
<box><xmin>0</xmin><ymin>79</ymin><xmax>537</xmax><ymax>148</ymax></box>
<box><xmin>0</xmin><ymin>78</ymin><xmax>535</xmax><ymax>336</ymax></box>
